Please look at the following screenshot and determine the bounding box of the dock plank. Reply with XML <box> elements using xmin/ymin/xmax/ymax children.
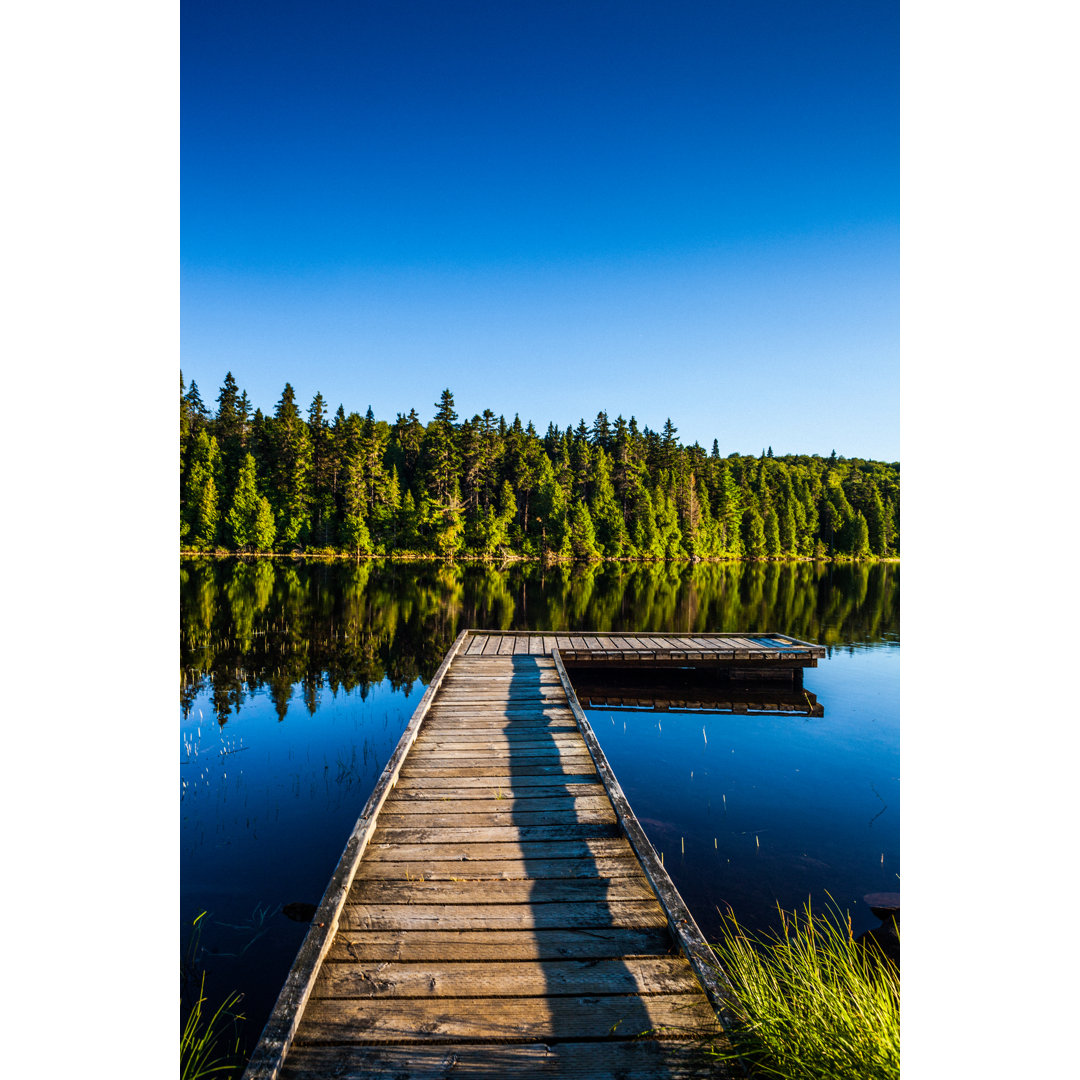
<box><xmin>338</xmin><ymin>899</ymin><xmax>669</xmax><ymax>931</ymax></box>
<box><xmin>281</xmin><ymin>1041</ymin><xmax>724</xmax><ymax>1080</ymax></box>
<box><xmin>295</xmin><ymin>992</ymin><xmax>720</xmax><ymax>1043</ymax></box>
<box><xmin>325</xmin><ymin>926</ymin><xmax>676</xmax><ymax>963</ymax></box>
<box><xmin>353</xmin><ymin>855</ymin><xmax>646</xmax><ymax>880</ymax></box>
<box><xmin>312</xmin><ymin>956</ymin><xmax>701</xmax><ymax>999</ymax></box>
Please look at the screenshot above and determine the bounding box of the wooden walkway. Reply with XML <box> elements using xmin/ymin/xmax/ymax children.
<box><xmin>244</xmin><ymin>632</ymin><xmax>821</xmax><ymax>1078</ymax></box>
<box><xmin>462</xmin><ymin>631</ymin><xmax>824</xmax><ymax>666</ymax></box>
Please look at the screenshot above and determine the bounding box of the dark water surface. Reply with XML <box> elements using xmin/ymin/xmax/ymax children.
<box><xmin>180</xmin><ymin>558</ymin><xmax>898</xmax><ymax>1057</ymax></box>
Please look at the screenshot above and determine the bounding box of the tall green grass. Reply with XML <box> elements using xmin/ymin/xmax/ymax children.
<box><xmin>710</xmin><ymin>900</ymin><xmax>899</xmax><ymax>1080</ymax></box>
<box><xmin>180</xmin><ymin>973</ymin><xmax>245</xmax><ymax>1080</ymax></box>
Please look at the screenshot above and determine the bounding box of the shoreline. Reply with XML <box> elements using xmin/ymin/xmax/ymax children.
<box><xmin>180</xmin><ymin>549</ymin><xmax>900</xmax><ymax>565</ymax></box>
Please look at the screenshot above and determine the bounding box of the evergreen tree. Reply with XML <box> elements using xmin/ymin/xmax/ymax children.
<box><xmin>184</xmin><ymin>380</ymin><xmax>209</xmax><ymax>436</ymax></box>
<box><xmin>425</xmin><ymin>389</ymin><xmax>460</xmax><ymax>502</ymax></box>
<box><xmin>268</xmin><ymin>383</ymin><xmax>312</xmax><ymax>547</ymax></box>
<box><xmin>849</xmin><ymin>510</ymin><xmax>871</xmax><ymax>557</ymax></box>
<box><xmin>341</xmin><ymin>509</ymin><xmax>372</xmax><ymax>559</ymax></box>
<box><xmin>569</xmin><ymin>501</ymin><xmax>601</xmax><ymax>560</ymax></box>
<box><xmin>764</xmin><ymin>507</ymin><xmax>782</xmax><ymax>558</ymax></box>
<box><xmin>226</xmin><ymin>453</ymin><xmax>276</xmax><ymax>550</ymax></box>
<box><xmin>588</xmin><ymin>452</ymin><xmax>628</xmax><ymax>558</ymax></box>
<box><xmin>742</xmin><ymin>506</ymin><xmax>767</xmax><ymax>560</ymax></box>
<box><xmin>182</xmin><ymin>430</ymin><xmax>221</xmax><ymax>549</ymax></box>
<box><xmin>307</xmin><ymin>392</ymin><xmax>335</xmax><ymax>546</ymax></box>
<box><xmin>628</xmin><ymin>482</ymin><xmax>663</xmax><ymax>558</ymax></box>
<box><xmin>534</xmin><ymin>456</ymin><xmax>570</xmax><ymax>557</ymax></box>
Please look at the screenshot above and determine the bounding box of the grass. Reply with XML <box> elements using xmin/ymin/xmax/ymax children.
<box><xmin>709</xmin><ymin>900</ymin><xmax>899</xmax><ymax>1080</ymax></box>
<box><xmin>180</xmin><ymin>973</ymin><xmax>245</xmax><ymax>1080</ymax></box>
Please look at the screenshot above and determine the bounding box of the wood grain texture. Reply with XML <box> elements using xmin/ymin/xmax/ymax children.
<box><xmin>338</xmin><ymin>899</ymin><xmax>668</xmax><ymax>931</ymax></box>
<box><xmin>312</xmin><ymin>956</ymin><xmax>702</xmax><ymax>999</ymax></box>
<box><xmin>325</xmin><ymin>926</ymin><xmax>677</xmax><ymax>962</ymax></box>
<box><xmin>281</xmin><ymin>1040</ymin><xmax>732</xmax><ymax>1079</ymax></box>
<box><xmin>295</xmin><ymin>992</ymin><xmax>720</xmax><ymax>1043</ymax></box>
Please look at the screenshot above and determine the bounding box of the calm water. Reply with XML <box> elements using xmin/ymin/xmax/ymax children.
<box><xmin>180</xmin><ymin>558</ymin><xmax>898</xmax><ymax>1058</ymax></box>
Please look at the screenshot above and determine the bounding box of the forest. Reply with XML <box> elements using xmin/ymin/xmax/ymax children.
<box><xmin>180</xmin><ymin>373</ymin><xmax>899</xmax><ymax>561</ymax></box>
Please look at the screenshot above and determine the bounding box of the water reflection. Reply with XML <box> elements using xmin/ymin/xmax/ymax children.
<box><xmin>572</xmin><ymin>668</ymin><xmax>824</xmax><ymax>717</ymax></box>
<box><xmin>181</xmin><ymin>558</ymin><xmax>898</xmax><ymax>723</ymax></box>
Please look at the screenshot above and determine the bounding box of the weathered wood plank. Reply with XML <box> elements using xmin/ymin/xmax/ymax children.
<box><xmin>391</xmin><ymin>773</ymin><xmax>600</xmax><ymax>791</ymax></box>
<box><xmin>361</xmin><ymin>837</ymin><xmax>635</xmax><ymax>862</ymax></box>
<box><xmin>338</xmin><ymin>899</ymin><xmax>668</xmax><ymax>931</ymax></box>
<box><xmin>352</xmin><ymin>855</ymin><xmax>646</xmax><ymax>881</ymax></box>
<box><xmin>375</xmin><ymin>807</ymin><xmax>618</xmax><ymax>829</ymax></box>
<box><xmin>369</xmin><ymin>823</ymin><xmax>624</xmax><ymax>844</ymax></box>
<box><xmin>312</xmin><ymin>956</ymin><xmax>700</xmax><ymax>999</ymax></box>
<box><xmin>348</xmin><ymin>876</ymin><xmax>658</xmax><ymax>906</ymax></box>
<box><xmin>398</xmin><ymin>764</ymin><xmax>600</xmax><ymax>780</ymax></box>
<box><xmin>444</xmin><ymin>672</ymin><xmax>562</xmax><ymax>681</ymax></box>
<box><xmin>404</xmin><ymin>752</ymin><xmax>596</xmax><ymax>768</ymax></box>
<box><xmin>419</xmin><ymin>723</ymin><xmax>581</xmax><ymax>736</ymax></box>
<box><xmin>294</xmin><ymin>992</ymin><xmax>720</xmax><ymax>1043</ymax></box>
<box><xmin>413</xmin><ymin>734</ymin><xmax>586</xmax><ymax>750</ymax></box>
<box><xmin>381</xmin><ymin>794</ymin><xmax>615</xmax><ymax>815</ymax></box>
<box><xmin>325</xmin><ymin>926</ymin><xmax>676</xmax><ymax>963</ymax></box>
<box><xmin>387</xmin><ymin>782</ymin><xmax>607</xmax><ymax>801</ymax></box>
<box><xmin>424</xmin><ymin>710</ymin><xmax>576</xmax><ymax>721</ymax></box>
<box><xmin>281</xmin><ymin>1040</ymin><xmax>729</xmax><ymax>1080</ymax></box>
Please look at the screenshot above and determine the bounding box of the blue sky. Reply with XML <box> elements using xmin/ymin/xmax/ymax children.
<box><xmin>182</xmin><ymin>1</ymin><xmax>898</xmax><ymax>459</ymax></box>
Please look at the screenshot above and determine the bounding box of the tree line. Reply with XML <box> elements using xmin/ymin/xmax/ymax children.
<box><xmin>180</xmin><ymin>372</ymin><xmax>899</xmax><ymax>561</ymax></box>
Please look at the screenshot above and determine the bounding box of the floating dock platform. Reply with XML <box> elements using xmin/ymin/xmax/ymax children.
<box><xmin>242</xmin><ymin>631</ymin><xmax>825</xmax><ymax>1079</ymax></box>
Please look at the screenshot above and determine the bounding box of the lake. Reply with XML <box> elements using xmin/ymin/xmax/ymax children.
<box><xmin>180</xmin><ymin>557</ymin><xmax>899</xmax><ymax>1061</ymax></box>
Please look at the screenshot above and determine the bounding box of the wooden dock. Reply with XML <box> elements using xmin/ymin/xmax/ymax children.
<box><xmin>243</xmin><ymin>631</ymin><xmax>824</xmax><ymax>1079</ymax></box>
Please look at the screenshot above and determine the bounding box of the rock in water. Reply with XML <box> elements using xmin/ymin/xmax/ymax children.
<box><xmin>282</xmin><ymin>902</ymin><xmax>317</xmax><ymax>923</ymax></box>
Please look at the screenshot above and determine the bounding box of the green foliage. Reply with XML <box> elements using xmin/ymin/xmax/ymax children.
<box><xmin>226</xmin><ymin>454</ymin><xmax>275</xmax><ymax>551</ymax></box>
<box><xmin>742</xmin><ymin>505</ymin><xmax>767</xmax><ymax>560</ymax></box>
<box><xmin>711</xmin><ymin>900</ymin><xmax>899</xmax><ymax>1080</ymax></box>
<box><xmin>183</xmin><ymin>431</ymin><xmax>222</xmax><ymax>549</ymax></box>
<box><xmin>180</xmin><ymin>972</ymin><xmax>245</xmax><ymax>1080</ymax></box>
<box><xmin>179</xmin><ymin>372</ymin><xmax>900</xmax><ymax>561</ymax></box>
<box><xmin>568</xmin><ymin>500</ymin><xmax>601</xmax><ymax>560</ymax></box>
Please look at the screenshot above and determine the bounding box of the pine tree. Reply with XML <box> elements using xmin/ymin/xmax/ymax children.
<box><xmin>341</xmin><ymin>510</ymin><xmax>372</xmax><ymax>559</ymax></box>
<box><xmin>660</xmin><ymin>418</ymin><xmax>679</xmax><ymax>472</ymax></box>
<box><xmin>268</xmin><ymin>383</ymin><xmax>312</xmax><ymax>547</ymax></box>
<box><xmin>534</xmin><ymin>456</ymin><xmax>570</xmax><ymax>557</ymax></box>
<box><xmin>742</xmin><ymin>506</ymin><xmax>767</xmax><ymax>560</ymax></box>
<box><xmin>849</xmin><ymin>510</ymin><xmax>871</xmax><ymax>557</ymax></box>
<box><xmin>308</xmin><ymin>392</ymin><xmax>334</xmax><ymax>547</ymax></box>
<box><xmin>588</xmin><ymin>451</ymin><xmax>628</xmax><ymax>558</ymax></box>
<box><xmin>628</xmin><ymin>482</ymin><xmax>663</xmax><ymax>559</ymax></box>
<box><xmin>182</xmin><ymin>430</ymin><xmax>222</xmax><ymax>549</ymax></box>
<box><xmin>226</xmin><ymin>453</ymin><xmax>276</xmax><ymax>550</ymax></box>
<box><xmin>764</xmin><ymin>507</ymin><xmax>781</xmax><ymax>558</ymax></box>
<box><xmin>654</xmin><ymin>477</ymin><xmax>683</xmax><ymax>558</ymax></box>
<box><xmin>568</xmin><ymin>501</ymin><xmax>601</xmax><ymax>560</ymax></box>
<box><xmin>425</xmin><ymin>389</ymin><xmax>460</xmax><ymax>503</ymax></box>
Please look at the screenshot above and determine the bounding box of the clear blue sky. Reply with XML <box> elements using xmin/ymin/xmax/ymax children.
<box><xmin>182</xmin><ymin>0</ymin><xmax>898</xmax><ymax>460</ymax></box>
